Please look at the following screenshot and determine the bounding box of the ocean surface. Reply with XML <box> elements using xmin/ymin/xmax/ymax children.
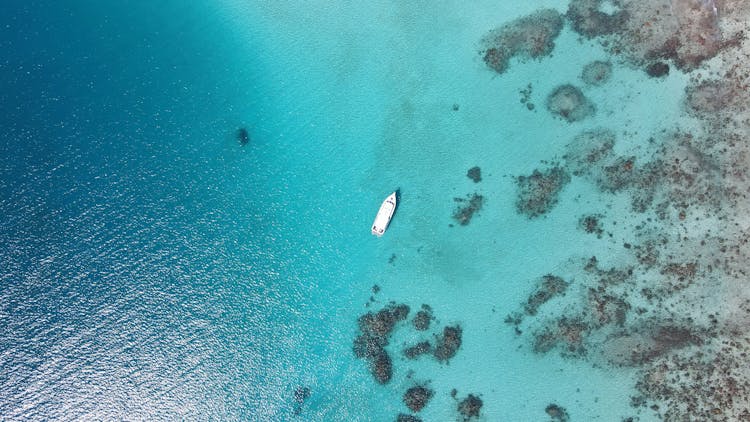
<box><xmin>2</xmin><ymin>1</ymin><xmax>745</xmax><ymax>421</ymax></box>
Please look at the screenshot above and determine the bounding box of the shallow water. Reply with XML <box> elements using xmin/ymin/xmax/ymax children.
<box><xmin>2</xmin><ymin>1</ymin><xmax>749</xmax><ymax>421</ymax></box>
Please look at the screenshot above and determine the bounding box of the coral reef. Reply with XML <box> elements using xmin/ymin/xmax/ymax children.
<box><xmin>353</xmin><ymin>303</ymin><xmax>410</xmax><ymax>384</ymax></box>
<box><xmin>403</xmin><ymin>341</ymin><xmax>432</xmax><ymax>359</ymax></box>
<box><xmin>292</xmin><ymin>386</ymin><xmax>311</xmax><ymax>415</ymax></box>
<box><xmin>493</xmin><ymin>2</ymin><xmax>750</xmax><ymax>419</ymax></box>
<box><xmin>546</xmin><ymin>84</ymin><xmax>596</xmax><ymax>122</ymax></box>
<box><xmin>434</xmin><ymin>325</ymin><xmax>463</xmax><ymax>362</ymax></box>
<box><xmin>532</xmin><ymin>316</ymin><xmax>590</xmax><ymax>357</ymax></box>
<box><xmin>237</xmin><ymin>127</ymin><xmax>250</xmax><ymax>146</ymax></box>
<box><xmin>396</xmin><ymin>414</ymin><xmax>422</xmax><ymax>422</ymax></box>
<box><xmin>567</xmin><ymin>0</ymin><xmax>629</xmax><ymax>38</ymax></box>
<box><xmin>403</xmin><ymin>385</ymin><xmax>434</xmax><ymax>412</ymax></box>
<box><xmin>457</xmin><ymin>394</ymin><xmax>483</xmax><ymax>420</ymax></box>
<box><xmin>581</xmin><ymin>60</ymin><xmax>613</xmax><ymax>85</ymax></box>
<box><xmin>545</xmin><ymin>403</ymin><xmax>570</xmax><ymax>422</ymax></box>
<box><xmin>602</xmin><ymin>0</ymin><xmax>742</xmax><ymax>71</ymax></box>
<box><xmin>564</xmin><ymin>128</ymin><xmax>616</xmax><ymax>176</ymax></box>
<box><xmin>452</xmin><ymin>193</ymin><xmax>484</xmax><ymax>225</ymax></box>
<box><xmin>524</xmin><ymin>275</ymin><xmax>569</xmax><ymax>316</ymax></box>
<box><xmin>578</xmin><ymin>214</ymin><xmax>604</xmax><ymax>237</ymax></box>
<box><xmin>515</xmin><ymin>166</ymin><xmax>571</xmax><ymax>218</ymax></box>
<box><xmin>480</xmin><ymin>9</ymin><xmax>565</xmax><ymax>74</ymax></box>
<box><xmin>412</xmin><ymin>304</ymin><xmax>433</xmax><ymax>331</ymax></box>
<box><xmin>466</xmin><ymin>166</ymin><xmax>482</xmax><ymax>183</ymax></box>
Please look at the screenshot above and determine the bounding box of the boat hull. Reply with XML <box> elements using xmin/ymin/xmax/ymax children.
<box><xmin>371</xmin><ymin>192</ymin><xmax>397</xmax><ymax>236</ymax></box>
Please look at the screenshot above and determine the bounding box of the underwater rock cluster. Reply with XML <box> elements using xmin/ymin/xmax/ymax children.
<box><xmin>480</xmin><ymin>9</ymin><xmax>565</xmax><ymax>74</ymax></box>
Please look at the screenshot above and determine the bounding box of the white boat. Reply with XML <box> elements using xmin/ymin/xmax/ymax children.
<box><xmin>371</xmin><ymin>192</ymin><xmax>397</xmax><ymax>237</ymax></box>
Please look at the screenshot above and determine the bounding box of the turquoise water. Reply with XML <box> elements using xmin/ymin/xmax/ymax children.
<box><xmin>2</xmin><ymin>1</ymin><xmax>740</xmax><ymax>421</ymax></box>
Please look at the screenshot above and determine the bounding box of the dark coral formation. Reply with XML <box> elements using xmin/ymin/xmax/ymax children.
<box><xmin>434</xmin><ymin>325</ymin><xmax>463</xmax><ymax>362</ymax></box>
<box><xmin>292</xmin><ymin>386</ymin><xmax>311</xmax><ymax>415</ymax></box>
<box><xmin>353</xmin><ymin>303</ymin><xmax>410</xmax><ymax>384</ymax></box>
<box><xmin>452</xmin><ymin>193</ymin><xmax>484</xmax><ymax>225</ymax></box>
<box><xmin>515</xmin><ymin>166</ymin><xmax>571</xmax><ymax>218</ymax></box>
<box><xmin>403</xmin><ymin>341</ymin><xmax>433</xmax><ymax>359</ymax></box>
<box><xmin>237</xmin><ymin>127</ymin><xmax>250</xmax><ymax>146</ymax></box>
<box><xmin>581</xmin><ymin>60</ymin><xmax>613</xmax><ymax>85</ymax></box>
<box><xmin>412</xmin><ymin>304</ymin><xmax>433</xmax><ymax>331</ymax></box>
<box><xmin>545</xmin><ymin>403</ymin><xmax>570</xmax><ymax>422</ymax></box>
<box><xmin>357</xmin><ymin>303</ymin><xmax>410</xmax><ymax>340</ymax></box>
<box><xmin>645</xmin><ymin>61</ymin><xmax>669</xmax><ymax>78</ymax></box>
<box><xmin>480</xmin><ymin>9</ymin><xmax>564</xmax><ymax>74</ymax></box>
<box><xmin>403</xmin><ymin>385</ymin><xmax>434</xmax><ymax>413</ymax></box>
<box><xmin>564</xmin><ymin>128</ymin><xmax>616</xmax><ymax>176</ymax></box>
<box><xmin>457</xmin><ymin>394</ymin><xmax>483</xmax><ymax>420</ymax></box>
<box><xmin>524</xmin><ymin>275</ymin><xmax>569</xmax><ymax>316</ymax></box>
<box><xmin>578</xmin><ymin>214</ymin><xmax>604</xmax><ymax>237</ymax></box>
<box><xmin>546</xmin><ymin>84</ymin><xmax>596</xmax><ymax>122</ymax></box>
<box><xmin>567</xmin><ymin>0</ymin><xmax>629</xmax><ymax>38</ymax></box>
<box><xmin>396</xmin><ymin>414</ymin><xmax>422</xmax><ymax>422</ymax></box>
<box><xmin>466</xmin><ymin>166</ymin><xmax>482</xmax><ymax>183</ymax></box>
